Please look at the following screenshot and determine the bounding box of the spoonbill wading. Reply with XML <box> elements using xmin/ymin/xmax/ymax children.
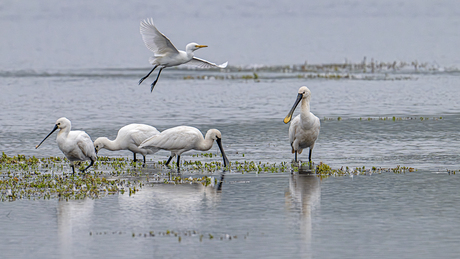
<box><xmin>138</xmin><ymin>18</ymin><xmax>228</xmax><ymax>92</ymax></box>
<box><xmin>284</xmin><ymin>86</ymin><xmax>321</xmax><ymax>163</ymax></box>
<box><xmin>94</xmin><ymin>124</ymin><xmax>160</xmax><ymax>164</ymax></box>
<box><xmin>139</xmin><ymin>126</ymin><xmax>229</xmax><ymax>170</ymax></box>
<box><xmin>35</xmin><ymin>117</ymin><xmax>97</xmax><ymax>173</ymax></box>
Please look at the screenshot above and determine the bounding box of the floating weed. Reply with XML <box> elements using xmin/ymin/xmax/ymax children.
<box><xmin>1</xmin><ymin>153</ymin><xmax>420</xmax><ymax>201</ymax></box>
<box><xmin>91</xmin><ymin>229</ymin><xmax>242</xmax><ymax>242</ymax></box>
<box><xmin>291</xmin><ymin>162</ymin><xmax>417</xmax><ymax>178</ymax></box>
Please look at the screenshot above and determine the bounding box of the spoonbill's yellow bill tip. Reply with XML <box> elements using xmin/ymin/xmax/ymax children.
<box><xmin>35</xmin><ymin>145</ymin><xmax>38</xmax><ymax>149</ymax></box>
<box><xmin>283</xmin><ymin>117</ymin><xmax>291</xmax><ymax>124</ymax></box>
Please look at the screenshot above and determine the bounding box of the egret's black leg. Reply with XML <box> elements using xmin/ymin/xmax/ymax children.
<box><xmin>309</xmin><ymin>149</ymin><xmax>312</xmax><ymax>163</ymax></box>
<box><xmin>165</xmin><ymin>156</ymin><xmax>173</xmax><ymax>166</ymax></box>
<box><xmin>294</xmin><ymin>151</ymin><xmax>298</xmax><ymax>163</ymax></box>
<box><xmin>139</xmin><ymin>65</ymin><xmax>158</xmax><ymax>85</ymax></box>
<box><xmin>143</xmin><ymin>155</ymin><xmax>146</xmax><ymax>165</ymax></box>
<box><xmin>133</xmin><ymin>152</ymin><xmax>137</xmax><ymax>162</ymax></box>
<box><xmin>82</xmin><ymin>159</ymin><xmax>94</xmax><ymax>173</ymax></box>
<box><xmin>150</xmin><ymin>67</ymin><xmax>164</xmax><ymax>92</ymax></box>
<box><xmin>71</xmin><ymin>164</ymin><xmax>76</xmax><ymax>174</ymax></box>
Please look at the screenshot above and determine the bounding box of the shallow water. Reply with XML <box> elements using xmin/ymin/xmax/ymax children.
<box><xmin>2</xmin><ymin>0</ymin><xmax>460</xmax><ymax>258</ymax></box>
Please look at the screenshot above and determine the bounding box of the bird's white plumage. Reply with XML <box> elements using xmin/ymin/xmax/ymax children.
<box><xmin>139</xmin><ymin>125</ymin><xmax>229</xmax><ymax>169</ymax></box>
<box><xmin>285</xmin><ymin>86</ymin><xmax>320</xmax><ymax>161</ymax></box>
<box><xmin>139</xmin><ymin>19</ymin><xmax>227</xmax><ymax>68</ymax></box>
<box><xmin>140</xmin><ymin>18</ymin><xmax>179</xmax><ymax>55</ymax></box>
<box><xmin>185</xmin><ymin>58</ymin><xmax>229</xmax><ymax>69</ymax></box>
<box><xmin>36</xmin><ymin>117</ymin><xmax>96</xmax><ymax>173</ymax></box>
<box><xmin>55</xmin><ymin>118</ymin><xmax>96</xmax><ymax>163</ymax></box>
<box><xmin>94</xmin><ymin>124</ymin><xmax>160</xmax><ymax>160</ymax></box>
<box><xmin>139</xmin><ymin>126</ymin><xmax>214</xmax><ymax>156</ymax></box>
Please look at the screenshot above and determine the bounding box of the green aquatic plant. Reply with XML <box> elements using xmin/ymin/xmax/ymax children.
<box><xmin>0</xmin><ymin>153</ymin><xmax>419</xmax><ymax>201</ymax></box>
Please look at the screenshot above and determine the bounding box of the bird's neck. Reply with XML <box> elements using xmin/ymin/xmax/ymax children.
<box><xmin>301</xmin><ymin>98</ymin><xmax>311</xmax><ymax>114</ymax></box>
<box><xmin>100</xmin><ymin>137</ymin><xmax>121</xmax><ymax>151</ymax></box>
<box><xmin>197</xmin><ymin>136</ymin><xmax>214</xmax><ymax>151</ymax></box>
<box><xmin>185</xmin><ymin>49</ymin><xmax>194</xmax><ymax>59</ymax></box>
<box><xmin>57</xmin><ymin>127</ymin><xmax>70</xmax><ymax>139</ymax></box>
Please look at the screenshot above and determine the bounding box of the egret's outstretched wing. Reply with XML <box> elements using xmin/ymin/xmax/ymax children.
<box><xmin>140</xmin><ymin>18</ymin><xmax>179</xmax><ymax>55</ymax></box>
<box><xmin>182</xmin><ymin>57</ymin><xmax>228</xmax><ymax>69</ymax></box>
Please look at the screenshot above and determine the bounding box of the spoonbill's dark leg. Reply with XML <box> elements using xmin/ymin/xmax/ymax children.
<box><xmin>309</xmin><ymin>149</ymin><xmax>312</xmax><ymax>163</ymax></box>
<box><xmin>176</xmin><ymin>155</ymin><xmax>181</xmax><ymax>169</ymax></box>
<box><xmin>294</xmin><ymin>151</ymin><xmax>298</xmax><ymax>163</ymax></box>
<box><xmin>82</xmin><ymin>159</ymin><xmax>94</xmax><ymax>173</ymax></box>
<box><xmin>133</xmin><ymin>152</ymin><xmax>137</xmax><ymax>162</ymax></box>
<box><xmin>71</xmin><ymin>164</ymin><xmax>76</xmax><ymax>174</ymax></box>
<box><xmin>139</xmin><ymin>65</ymin><xmax>158</xmax><ymax>85</ymax></box>
<box><xmin>165</xmin><ymin>156</ymin><xmax>173</xmax><ymax>166</ymax></box>
<box><xmin>150</xmin><ymin>67</ymin><xmax>165</xmax><ymax>92</ymax></box>
<box><xmin>143</xmin><ymin>155</ymin><xmax>146</xmax><ymax>165</ymax></box>
<box><xmin>217</xmin><ymin>173</ymin><xmax>225</xmax><ymax>191</ymax></box>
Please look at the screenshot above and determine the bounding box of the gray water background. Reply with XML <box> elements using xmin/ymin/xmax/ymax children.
<box><xmin>1</xmin><ymin>0</ymin><xmax>460</xmax><ymax>258</ymax></box>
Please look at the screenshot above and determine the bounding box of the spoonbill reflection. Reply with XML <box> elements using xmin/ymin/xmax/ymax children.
<box><xmin>35</xmin><ymin>117</ymin><xmax>97</xmax><ymax>173</ymax></box>
<box><xmin>139</xmin><ymin>126</ymin><xmax>229</xmax><ymax>169</ymax></box>
<box><xmin>284</xmin><ymin>86</ymin><xmax>320</xmax><ymax>162</ymax></box>
<box><xmin>94</xmin><ymin>124</ymin><xmax>160</xmax><ymax>164</ymax></box>
<box><xmin>138</xmin><ymin>18</ymin><xmax>228</xmax><ymax>92</ymax></box>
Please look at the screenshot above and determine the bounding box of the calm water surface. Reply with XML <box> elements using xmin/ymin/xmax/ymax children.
<box><xmin>1</xmin><ymin>0</ymin><xmax>460</xmax><ymax>258</ymax></box>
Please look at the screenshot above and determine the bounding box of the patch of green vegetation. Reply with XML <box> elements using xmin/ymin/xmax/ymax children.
<box><xmin>0</xmin><ymin>153</ymin><xmax>420</xmax><ymax>201</ymax></box>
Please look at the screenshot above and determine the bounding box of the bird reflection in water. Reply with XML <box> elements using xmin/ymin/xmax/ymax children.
<box><xmin>286</xmin><ymin>173</ymin><xmax>321</xmax><ymax>257</ymax></box>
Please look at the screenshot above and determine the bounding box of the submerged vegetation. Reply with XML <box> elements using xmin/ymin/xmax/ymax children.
<box><xmin>0</xmin><ymin>152</ymin><xmax>422</xmax><ymax>202</ymax></box>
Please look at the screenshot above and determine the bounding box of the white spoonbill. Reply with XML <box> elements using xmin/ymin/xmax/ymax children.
<box><xmin>283</xmin><ymin>86</ymin><xmax>321</xmax><ymax>163</ymax></box>
<box><xmin>93</xmin><ymin>124</ymin><xmax>160</xmax><ymax>164</ymax></box>
<box><xmin>139</xmin><ymin>126</ymin><xmax>229</xmax><ymax>169</ymax></box>
<box><xmin>138</xmin><ymin>18</ymin><xmax>228</xmax><ymax>92</ymax></box>
<box><xmin>35</xmin><ymin>117</ymin><xmax>97</xmax><ymax>173</ymax></box>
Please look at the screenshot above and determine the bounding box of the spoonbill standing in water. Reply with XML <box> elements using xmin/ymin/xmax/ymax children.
<box><xmin>139</xmin><ymin>126</ymin><xmax>230</xmax><ymax>169</ymax></box>
<box><xmin>138</xmin><ymin>18</ymin><xmax>228</xmax><ymax>92</ymax></box>
<box><xmin>35</xmin><ymin>117</ymin><xmax>97</xmax><ymax>173</ymax></box>
<box><xmin>94</xmin><ymin>124</ymin><xmax>160</xmax><ymax>164</ymax></box>
<box><xmin>284</xmin><ymin>86</ymin><xmax>321</xmax><ymax>163</ymax></box>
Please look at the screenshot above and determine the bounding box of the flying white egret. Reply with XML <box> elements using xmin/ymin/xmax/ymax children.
<box><xmin>35</xmin><ymin>117</ymin><xmax>97</xmax><ymax>173</ymax></box>
<box><xmin>284</xmin><ymin>86</ymin><xmax>321</xmax><ymax>163</ymax></box>
<box><xmin>139</xmin><ymin>126</ymin><xmax>229</xmax><ymax>169</ymax></box>
<box><xmin>94</xmin><ymin>124</ymin><xmax>160</xmax><ymax>164</ymax></box>
<box><xmin>138</xmin><ymin>18</ymin><xmax>228</xmax><ymax>92</ymax></box>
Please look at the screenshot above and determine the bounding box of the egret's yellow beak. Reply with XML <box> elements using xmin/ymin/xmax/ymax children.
<box><xmin>196</xmin><ymin>45</ymin><xmax>208</xmax><ymax>48</ymax></box>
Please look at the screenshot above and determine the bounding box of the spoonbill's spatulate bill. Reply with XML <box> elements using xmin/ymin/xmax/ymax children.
<box><xmin>35</xmin><ymin>117</ymin><xmax>97</xmax><ymax>173</ymax></box>
<box><xmin>94</xmin><ymin>124</ymin><xmax>160</xmax><ymax>164</ymax></box>
<box><xmin>139</xmin><ymin>126</ymin><xmax>229</xmax><ymax>169</ymax></box>
<box><xmin>139</xmin><ymin>18</ymin><xmax>228</xmax><ymax>92</ymax></box>
<box><xmin>284</xmin><ymin>86</ymin><xmax>321</xmax><ymax>163</ymax></box>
